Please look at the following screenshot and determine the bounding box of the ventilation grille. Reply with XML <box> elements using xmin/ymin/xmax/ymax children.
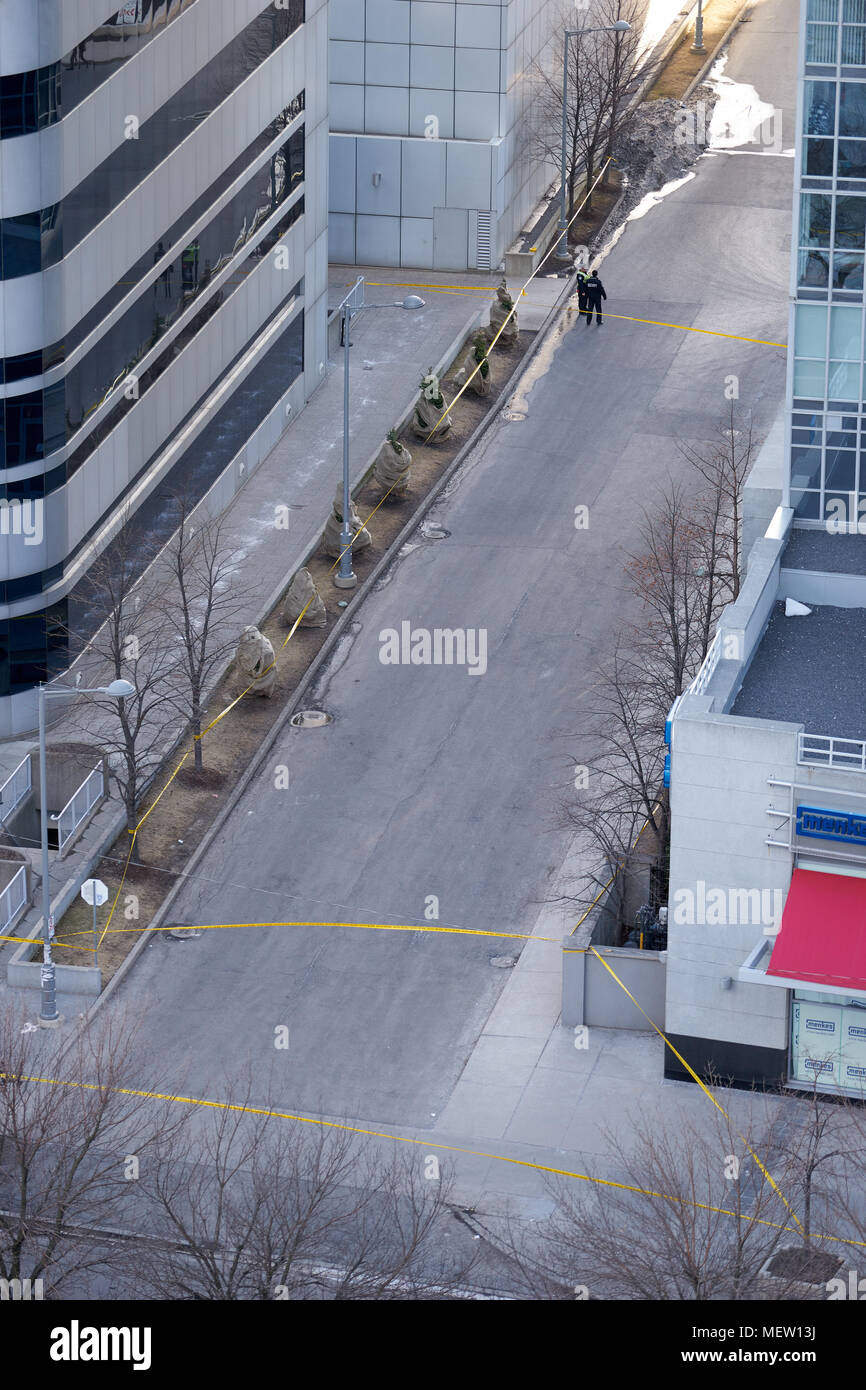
<box><xmin>476</xmin><ymin>211</ymin><xmax>493</xmax><ymax>270</ymax></box>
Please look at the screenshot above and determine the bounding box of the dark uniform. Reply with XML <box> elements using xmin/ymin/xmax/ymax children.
<box><xmin>585</xmin><ymin>272</ymin><xmax>606</xmax><ymax>325</ymax></box>
<box><xmin>575</xmin><ymin>268</ymin><xmax>589</xmax><ymax>321</ymax></box>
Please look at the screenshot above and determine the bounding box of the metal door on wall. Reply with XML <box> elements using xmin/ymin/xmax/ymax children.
<box><xmin>432</xmin><ymin>208</ymin><xmax>469</xmax><ymax>271</ymax></box>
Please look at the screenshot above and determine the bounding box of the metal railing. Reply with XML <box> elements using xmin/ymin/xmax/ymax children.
<box><xmin>0</xmin><ymin>754</ymin><xmax>31</xmax><ymax>820</ymax></box>
<box><xmin>798</xmin><ymin>732</ymin><xmax>866</xmax><ymax>773</ymax></box>
<box><xmin>0</xmin><ymin>863</ymin><xmax>27</xmax><ymax>933</ymax></box>
<box><xmin>688</xmin><ymin>630</ymin><xmax>722</xmax><ymax>696</ymax></box>
<box><xmin>54</xmin><ymin>765</ymin><xmax>104</xmax><ymax>853</ymax></box>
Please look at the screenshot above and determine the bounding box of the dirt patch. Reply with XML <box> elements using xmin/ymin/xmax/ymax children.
<box><xmin>647</xmin><ymin>0</ymin><xmax>746</xmax><ymax>101</ymax></box>
<box><xmin>48</xmin><ymin>330</ymin><xmax>534</xmax><ymax>983</ymax></box>
<box><xmin>566</xmin><ymin>167</ymin><xmax>624</xmax><ymax>253</ymax></box>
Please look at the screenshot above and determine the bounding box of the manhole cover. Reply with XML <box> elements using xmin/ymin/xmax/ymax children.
<box><xmin>490</xmin><ymin>954</ymin><xmax>518</xmax><ymax>969</ymax></box>
<box><xmin>422</xmin><ymin>524</ymin><xmax>450</xmax><ymax>540</ymax></box>
<box><xmin>290</xmin><ymin>709</ymin><xmax>333</xmax><ymax>728</ymax></box>
<box><xmin>502</xmin><ymin>409</ymin><xmax>526</xmax><ymax>421</ymax></box>
<box><xmin>166</xmin><ymin>927</ymin><xmax>202</xmax><ymax>941</ymax></box>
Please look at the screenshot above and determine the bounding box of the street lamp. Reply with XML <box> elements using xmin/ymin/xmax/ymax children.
<box><xmin>335</xmin><ymin>280</ymin><xmax>425</xmax><ymax>589</ymax></box>
<box><xmin>690</xmin><ymin>0</ymin><xmax>706</xmax><ymax>55</ymax></box>
<box><xmin>37</xmin><ymin>677</ymin><xmax>136</xmax><ymax>1026</ymax></box>
<box><xmin>556</xmin><ymin>20</ymin><xmax>633</xmax><ymax>262</ymax></box>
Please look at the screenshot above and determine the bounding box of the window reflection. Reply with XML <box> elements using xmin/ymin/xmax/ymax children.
<box><xmin>0</xmin><ymin>4</ymin><xmax>305</xmax><ymax>279</ymax></box>
<box><xmin>0</xmin><ymin>124</ymin><xmax>304</xmax><ymax>475</ymax></box>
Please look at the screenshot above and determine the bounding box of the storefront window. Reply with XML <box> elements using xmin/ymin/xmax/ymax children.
<box><xmin>791</xmin><ymin>990</ymin><xmax>866</xmax><ymax>1091</ymax></box>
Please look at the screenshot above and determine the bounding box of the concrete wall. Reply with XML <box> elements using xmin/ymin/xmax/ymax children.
<box><xmin>666</xmin><ymin>708</ymin><xmax>798</xmax><ymax>1053</ymax></box>
<box><xmin>328</xmin><ymin>0</ymin><xmax>559</xmax><ymax>269</ymax></box>
<box><xmin>562</xmin><ymin>882</ymin><xmax>665</xmax><ymax>1030</ymax></box>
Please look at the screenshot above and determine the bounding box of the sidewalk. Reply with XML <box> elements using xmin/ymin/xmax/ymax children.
<box><xmin>0</xmin><ymin>264</ymin><xmax>561</xmax><ymax>995</ymax></box>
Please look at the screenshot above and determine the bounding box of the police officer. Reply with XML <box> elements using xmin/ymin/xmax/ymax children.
<box><xmin>575</xmin><ymin>265</ymin><xmax>589</xmax><ymax>322</ymax></box>
<box><xmin>585</xmin><ymin>269</ymin><xmax>606</xmax><ymax>326</ymax></box>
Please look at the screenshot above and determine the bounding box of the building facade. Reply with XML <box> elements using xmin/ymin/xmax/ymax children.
<box><xmin>0</xmin><ymin>0</ymin><xmax>329</xmax><ymax>735</ymax></box>
<box><xmin>664</xmin><ymin>0</ymin><xmax>866</xmax><ymax>1098</ymax></box>
<box><xmin>789</xmin><ymin>0</ymin><xmax>866</xmax><ymax>527</ymax></box>
<box><xmin>327</xmin><ymin>0</ymin><xmax>559</xmax><ymax>271</ymax></box>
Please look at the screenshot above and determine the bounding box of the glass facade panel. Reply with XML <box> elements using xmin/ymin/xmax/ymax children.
<box><xmin>807</xmin><ymin>22</ymin><xmax>839</xmax><ymax>62</ymax></box>
<box><xmin>833</xmin><ymin>193</ymin><xmax>866</xmax><ymax>243</ymax></box>
<box><xmin>805</xmin><ymin>137</ymin><xmax>836</xmax><ymax>175</ymax></box>
<box><xmin>829</xmin><ymin>303</ymin><xmax>862</xmax><ymax>352</ymax></box>
<box><xmin>840</xmin><ymin>81</ymin><xmax>866</xmax><ymax>131</ymax></box>
<box><xmin>837</xmin><ymin>137</ymin><xmax>866</xmax><ymax>174</ymax></box>
<box><xmin>799</xmin><ymin>246</ymin><xmax>830</xmax><ymax>285</ymax></box>
<box><xmin>0</xmin><ymin>122</ymin><xmax>304</xmax><ymax>475</ymax></box>
<box><xmin>800</xmin><ymin>192</ymin><xmax>833</xmax><ymax>244</ymax></box>
<box><xmin>829</xmin><ymin>360</ymin><xmax>860</xmax><ymax>395</ymax></box>
<box><xmin>0</xmin><ymin>3</ymin><xmax>202</xmax><ymax>139</ymax></box>
<box><xmin>805</xmin><ymin>80</ymin><xmax>838</xmax><ymax>132</ymax></box>
<box><xmin>794</xmin><ymin>359</ymin><xmax>827</xmax><ymax>396</ymax></box>
<box><xmin>795</xmin><ymin>303</ymin><xmax>829</xmax><ymax>354</ymax></box>
<box><xmin>832</xmin><ymin>248</ymin><xmax>865</xmax><ymax>284</ymax></box>
<box><xmin>790</xmin><ymin>442</ymin><xmax>824</xmax><ymax>484</ymax></box>
<box><xmin>825</xmin><ymin>444</ymin><xmax>857</xmax><ymax>485</ymax></box>
<box><xmin>0</xmin><ymin>3</ymin><xmax>304</xmax><ymax>279</ymax></box>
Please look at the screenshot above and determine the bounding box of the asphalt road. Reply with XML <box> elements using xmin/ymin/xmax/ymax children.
<box><xmin>111</xmin><ymin>0</ymin><xmax>796</xmax><ymax>1129</ymax></box>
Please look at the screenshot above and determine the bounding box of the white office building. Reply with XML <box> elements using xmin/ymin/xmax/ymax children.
<box><xmin>0</xmin><ymin>0</ymin><xmax>329</xmax><ymax>735</ymax></box>
<box><xmin>328</xmin><ymin>0</ymin><xmax>560</xmax><ymax>271</ymax></box>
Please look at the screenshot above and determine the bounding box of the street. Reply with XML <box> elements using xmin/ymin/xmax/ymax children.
<box><xmin>107</xmin><ymin>0</ymin><xmax>797</xmax><ymax>1195</ymax></box>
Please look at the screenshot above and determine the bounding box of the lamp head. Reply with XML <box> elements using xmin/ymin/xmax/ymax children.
<box><xmin>102</xmin><ymin>679</ymin><xmax>136</xmax><ymax>698</ymax></box>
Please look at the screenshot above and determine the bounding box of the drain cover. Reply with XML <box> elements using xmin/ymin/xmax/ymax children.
<box><xmin>502</xmin><ymin>409</ymin><xmax>526</xmax><ymax>421</ymax></box>
<box><xmin>422</xmin><ymin>524</ymin><xmax>450</xmax><ymax>540</ymax></box>
<box><xmin>167</xmin><ymin>927</ymin><xmax>202</xmax><ymax>941</ymax></box>
<box><xmin>290</xmin><ymin>709</ymin><xmax>333</xmax><ymax>728</ymax></box>
<box><xmin>490</xmin><ymin>954</ymin><xmax>518</xmax><ymax>969</ymax></box>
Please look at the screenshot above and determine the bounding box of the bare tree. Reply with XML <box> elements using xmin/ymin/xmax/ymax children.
<box><xmin>503</xmin><ymin>1103</ymin><xmax>821</xmax><ymax>1301</ymax></box>
<box><xmin>526</xmin><ymin>0</ymin><xmax>651</xmax><ymax>227</ymax></box>
<box><xmin>560</xmin><ymin>640</ymin><xmax>669</xmax><ymax>918</ymax></box>
<box><xmin>679</xmin><ymin>404</ymin><xmax>756</xmax><ymax>604</ymax></box>
<box><xmin>131</xmin><ymin>1071</ymin><xmax>476</xmax><ymax>1300</ymax></box>
<box><xmin>625</xmin><ymin>479</ymin><xmax>713</xmax><ymax>718</ymax></box>
<box><xmin>0</xmin><ymin>1006</ymin><xmax>182</xmax><ymax>1298</ymax></box>
<box><xmin>161</xmin><ymin>495</ymin><xmax>249</xmax><ymax>772</ymax></box>
<box><xmin>70</xmin><ymin>518</ymin><xmax>179</xmax><ymax>834</ymax></box>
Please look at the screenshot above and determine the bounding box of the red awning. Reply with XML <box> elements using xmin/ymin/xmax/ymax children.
<box><xmin>768</xmin><ymin>868</ymin><xmax>866</xmax><ymax>991</ymax></box>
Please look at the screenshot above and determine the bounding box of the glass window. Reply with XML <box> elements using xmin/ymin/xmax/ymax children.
<box><xmin>844</xmin><ymin>0</ymin><xmax>866</xmax><ymax>19</ymax></box>
<box><xmin>794</xmin><ymin>490</ymin><xmax>822</xmax><ymax>519</ymax></box>
<box><xmin>840</xmin><ymin>81</ymin><xmax>866</xmax><ymax>133</ymax></box>
<box><xmin>830</xmin><ymin>303</ymin><xmax>862</xmax><ymax>353</ymax></box>
<box><xmin>801</xmin><ymin>192</ymin><xmax>833</xmax><ymax>246</ymax></box>
<box><xmin>795</xmin><ymin>303</ymin><xmax>829</xmax><ymax>354</ymax></box>
<box><xmin>790</xmin><ymin>443</ymin><xmax>824</xmax><ymax>484</ymax></box>
<box><xmin>799</xmin><ymin>247</ymin><xmax>830</xmax><ymax>286</ymax></box>
<box><xmin>812</xmin><ymin>0</ymin><xmax>839</xmax><ymax>17</ymax></box>
<box><xmin>794</xmin><ymin>360</ymin><xmax>827</xmax><ymax>397</ymax></box>
<box><xmin>833</xmin><ymin>249</ymin><xmax>865</xmax><ymax>284</ymax></box>
<box><xmin>805</xmin><ymin>138</ymin><xmax>836</xmax><ymax>175</ymax></box>
<box><xmin>805</xmin><ymin>81</ymin><xmax>838</xmax><ymax>134</ymax></box>
<box><xmin>842</xmin><ymin>25</ymin><xmax>866</xmax><ymax>62</ymax></box>
<box><xmin>828</xmin><ymin>360</ymin><xmax>860</xmax><ymax>397</ymax></box>
<box><xmin>826</xmin><ymin>445</ymin><xmax>857</xmax><ymax>486</ymax></box>
<box><xmin>0</xmin><ymin>4</ymin><xmax>306</xmax><ymax>279</ymax></box>
<box><xmin>834</xmin><ymin>194</ymin><xmax>866</xmax><ymax>245</ymax></box>
<box><xmin>807</xmin><ymin>23</ymin><xmax>839</xmax><ymax>62</ymax></box>
<box><xmin>0</xmin><ymin>2</ymin><xmax>204</xmax><ymax>140</ymax></box>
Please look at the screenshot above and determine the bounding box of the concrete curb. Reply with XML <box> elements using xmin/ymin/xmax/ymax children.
<box><xmin>683</xmin><ymin>3</ymin><xmax>754</xmax><ymax>101</ymax></box>
<box><xmin>85</xmin><ymin>279</ymin><xmax>577</xmax><ymax>1025</ymax></box>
